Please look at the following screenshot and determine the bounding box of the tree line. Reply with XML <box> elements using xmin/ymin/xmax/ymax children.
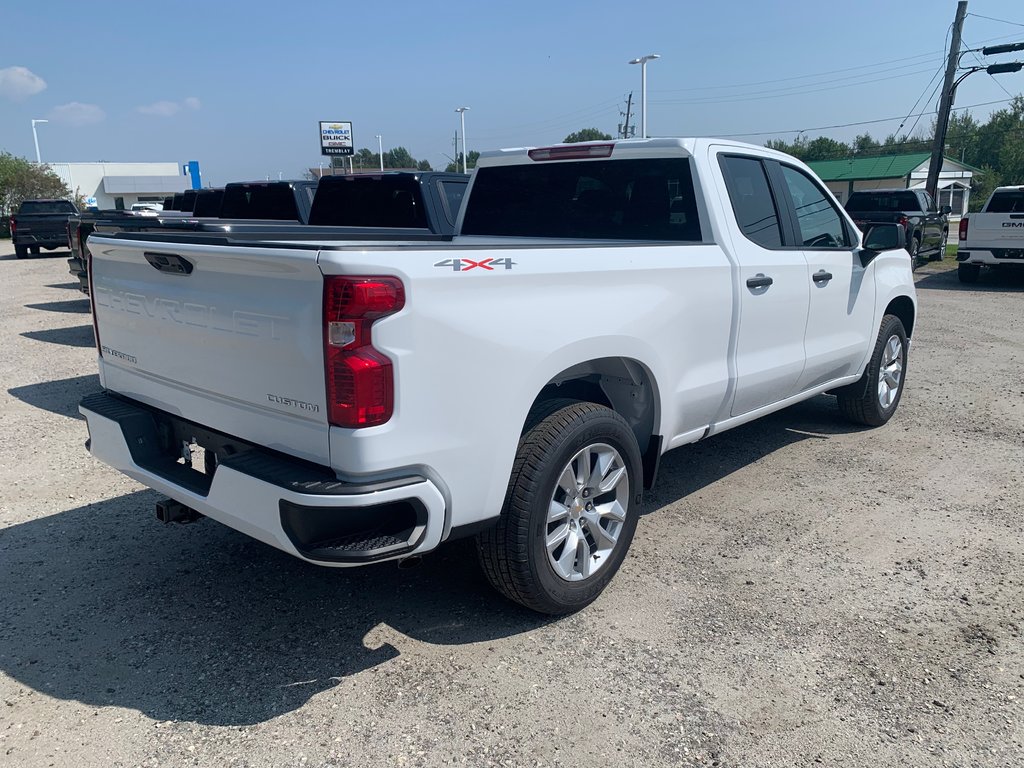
<box><xmin>0</xmin><ymin>152</ymin><xmax>74</xmax><ymax>232</ymax></box>
<box><xmin>765</xmin><ymin>95</ymin><xmax>1024</xmax><ymax>210</ymax></box>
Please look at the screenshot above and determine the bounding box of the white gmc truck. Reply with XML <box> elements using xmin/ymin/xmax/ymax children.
<box><xmin>80</xmin><ymin>138</ymin><xmax>917</xmax><ymax>614</ymax></box>
<box><xmin>957</xmin><ymin>185</ymin><xmax>1024</xmax><ymax>283</ymax></box>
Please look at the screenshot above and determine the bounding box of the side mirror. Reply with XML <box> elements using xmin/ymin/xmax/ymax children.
<box><xmin>941</xmin><ymin>204</ymin><xmax>952</xmax><ymax>215</ymax></box>
<box><xmin>860</xmin><ymin>222</ymin><xmax>906</xmax><ymax>267</ymax></box>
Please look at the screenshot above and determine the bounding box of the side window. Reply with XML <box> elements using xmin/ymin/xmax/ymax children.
<box><xmin>438</xmin><ymin>180</ymin><xmax>467</xmax><ymax>226</ymax></box>
<box><xmin>779</xmin><ymin>166</ymin><xmax>849</xmax><ymax>248</ymax></box>
<box><xmin>719</xmin><ymin>155</ymin><xmax>783</xmax><ymax>248</ymax></box>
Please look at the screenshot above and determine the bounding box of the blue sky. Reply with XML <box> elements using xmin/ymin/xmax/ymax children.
<box><xmin>1</xmin><ymin>0</ymin><xmax>1023</xmax><ymax>185</ymax></box>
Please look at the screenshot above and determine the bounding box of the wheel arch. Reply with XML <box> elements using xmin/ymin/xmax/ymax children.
<box><xmin>885</xmin><ymin>294</ymin><xmax>916</xmax><ymax>339</ymax></box>
<box><xmin>526</xmin><ymin>356</ymin><xmax>662</xmax><ymax>489</ymax></box>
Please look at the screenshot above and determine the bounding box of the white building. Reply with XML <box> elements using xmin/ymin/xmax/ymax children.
<box><xmin>47</xmin><ymin>162</ymin><xmax>191</xmax><ymax>210</ymax></box>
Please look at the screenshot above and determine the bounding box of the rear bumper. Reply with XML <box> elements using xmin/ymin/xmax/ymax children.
<box><xmin>957</xmin><ymin>248</ymin><xmax>1024</xmax><ymax>264</ymax></box>
<box><xmin>79</xmin><ymin>391</ymin><xmax>446</xmax><ymax>566</ymax></box>
<box><xmin>14</xmin><ymin>234</ymin><xmax>66</xmax><ymax>248</ymax></box>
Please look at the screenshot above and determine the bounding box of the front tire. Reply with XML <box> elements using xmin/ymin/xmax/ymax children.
<box><xmin>476</xmin><ymin>400</ymin><xmax>643</xmax><ymax>614</ymax></box>
<box><xmin>958</xmin><ymin>263</ymin><xmax>980</xmax><ymax>283</ymax></box>
<box><xmin>836</xmin><ymin>315</ymin><xmax>909</xmax><ymax>427</ymax></box>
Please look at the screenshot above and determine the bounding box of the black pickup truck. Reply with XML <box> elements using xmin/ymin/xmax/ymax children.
<box><xmin>10</xmin><ymin>199</ymin><xmax>79</xmax><ymax>258</ymax></box>
<box><xmin>844</xmin><ymin>189</ymin><xmax>950</xmax><ymax>262</ymax></box>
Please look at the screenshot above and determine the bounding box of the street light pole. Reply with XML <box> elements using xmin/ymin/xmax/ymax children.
<box><xmin>375</xmin><ymin>134</ymin><xmax>384</xmax><ymax>171</ymax></box>
<box><xmin>455</xmin><ymin>107</ymin><xmax>470</xmax><ymax>172</ymax></box>
<box><xmin>31</xmin><ymin>119</ymin><xmax>48</xmax><ymax>164</ymax></box>
<box><xmin>628</xmin><ymin>55</ymin><xmax>660</xmax><ymax>138</ymax></box>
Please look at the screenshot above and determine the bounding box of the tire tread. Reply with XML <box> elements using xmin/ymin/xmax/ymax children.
<box><xmin>477</xmin><ymin>400</ymin><xmax>636</xmax><ymax>613</ymax></box>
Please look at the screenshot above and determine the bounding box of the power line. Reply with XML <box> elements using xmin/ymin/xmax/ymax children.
<box><xmin>652</xmin><ymin>52</ymin><xmax>942</xmax><ymax>94</ymax></box>
<box><xmin>714</xmin><ymin>97</ymin><xmax>1017</xmax><ymax>138</ymax></box>
<box><xmin>967</xmin><ymin>12</ymin><xmax>1024</xmax><ymax>28</ymax></box>
<box><xmin>961</xmin><ymin>35</ymin><xmax>1018</xmax><ymax>100</ymax></box>
<box><xmin>653</xmin><ymin>67</ymin><xmax>946</xmax><ymax>106</ymax></box>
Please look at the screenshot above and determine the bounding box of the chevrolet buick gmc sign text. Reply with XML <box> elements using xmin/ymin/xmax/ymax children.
<box><xmin>320</xmin><ymin>121</ymin><xmax>353</xmax><ymax>156</ymax></box>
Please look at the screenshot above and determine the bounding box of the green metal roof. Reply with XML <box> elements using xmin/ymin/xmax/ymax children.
<box><xmin>806</xmin><ymin>153</ymin><xmax>932</xmax><ymax>181</ymax></box>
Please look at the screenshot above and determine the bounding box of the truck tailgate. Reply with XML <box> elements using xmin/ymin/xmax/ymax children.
<box><xmin>967</xmin><ymin>213</ymin><xmax>1024</xmax><ymax>248</ymax></box>
<box><xmin>88</xmin><ymin>235</ymin><xmax>331</xmax><ymax>464</ymax></box>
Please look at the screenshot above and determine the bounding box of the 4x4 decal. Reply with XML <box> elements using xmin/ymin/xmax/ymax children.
<box><xmin>434</xmin><ymin>257</ymin><xmax>516</xmax><ymax>272</ymax></box>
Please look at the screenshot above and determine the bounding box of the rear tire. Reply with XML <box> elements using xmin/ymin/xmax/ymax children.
<box><xmin>836</xmin><ymin>314</ymin><xmax>908</xmax><ymax>427</ymax></box>
<box><xmin>29</xmin><ymin>245</ymin><xmax>40</xmax><ymax>255</ymax></box>
<box><xmin>958</xmin><ymin>263</ymin><xmax>980</xmax><ymax>284</ymax></box>
<box><xmin>931</xmin><ymin>230</ymin><xmax>948</xmax><ymax>261</ymax></box>
<box><xmin>476</xmin><ymin>400</ymin><xmax>643</xmax><ymax>614</ymax></box>
<box><xmin>14</xmin><ymin>245</ymin><xmax>28</xmax><ymax>259</ymax></box>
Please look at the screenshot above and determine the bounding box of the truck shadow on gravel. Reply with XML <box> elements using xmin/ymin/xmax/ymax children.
<box><xmin>24</xmin><ymin>298</ymin><xmax>92</xmax><ymax>314</ymax></box>
<box><xmin>647</xmin><ymin>394</ymin><xmax>862</xmax><ymax>510</ymax></box>
<box><xmin>0</xmin><ymin>490</ymin><xmax>550</xmax><ymax>726</ymax></box>
<box><xmin>8</xmin><ymin>374</ymin><xmax>99</xmax><ymax>420</ymax></box>
<box><xmin>914</xmin><ymin>266</ymin><xmax>1024</xmax><ymax>292</ymax></box>
<box><xmin>21</xmin><ymin>325</ymin><xmax>96</xmax><ymax>348</ymax></box>
<box><xmin>0</xmin><ymin>394</ymin><xmax>867</xmax><ymax>727</ymax></box>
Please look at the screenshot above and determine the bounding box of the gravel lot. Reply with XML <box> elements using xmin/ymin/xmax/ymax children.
<box><xmin>1</xmin><ymin>240</ymin><xmax>1021</xmax><ymax>768</ymax></box>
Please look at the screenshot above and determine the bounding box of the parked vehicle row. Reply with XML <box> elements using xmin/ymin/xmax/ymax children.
<box><xmin>67</xmin><ymin>173</ymin><xmax>469</xmax><ymax>293</ymax></box>
<box><xmin>957</xmin><ymin>185</ymin><xmax>1024</xmax><ymax>283</ymax></box>
<box><xmin>79</xmin><ymin>137</ymin><xmax>916</xmax><ymax>614</ymax></box>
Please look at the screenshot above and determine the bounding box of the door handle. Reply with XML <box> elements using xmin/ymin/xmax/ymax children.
<box><xmin>812</xmin><ymin>270</ymin><xmax>833</xmax><ymax>283</ymax></box>
<box><xmin>745</xmin><ymin>275</ymin><xmax>773</xmax><ymax>289</ymax></box>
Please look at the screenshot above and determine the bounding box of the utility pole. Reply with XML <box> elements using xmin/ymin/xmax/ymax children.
<box><xmin>620</xmin><ymin>92</ymin><xmax>634</xmax><ymax>139</ymax></box>
<box><xmin>926</xmin><ymin>0</ymin><xmax>968</xmax><ymax>201</ymax></box>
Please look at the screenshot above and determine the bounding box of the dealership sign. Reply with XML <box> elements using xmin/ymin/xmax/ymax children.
<box><xmin>320</xmin><ymin>121</ymin><xmax>353</xmax><ymax>156</ymax></box>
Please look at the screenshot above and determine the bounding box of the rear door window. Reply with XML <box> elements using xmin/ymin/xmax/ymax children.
<box><xmin>460</xmin><ymin>158</ymin><xmax>702</xmax><ymax>241</ymax></box>
<box><xmin>719</xmin><ymin>155</ymin><xmax>783</xmax><ymax>248</ymax></box>
<box><xmin>437</xmin><ymin>179</ymin><xmax>468</xmax><ymax>227</ymax></box>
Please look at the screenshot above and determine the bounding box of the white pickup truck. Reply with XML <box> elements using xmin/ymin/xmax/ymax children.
<box><xmin>80</xmin><ymin>138</ymin><xmax>917</xmax><ymax>614</ymax></box>
<box><xmin>957</xmin><ymin>185</ymin><xmax>1024</xmax><ymax>283</ymax></box>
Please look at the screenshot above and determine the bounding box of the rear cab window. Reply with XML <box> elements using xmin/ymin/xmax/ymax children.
<box><xmin>985</xmin><ymin>190</ymin><xmax>1024</xmax><ymax>213</ymax></box>
<box><xmin>461</xmin><ymin>158</ymin><xmax>703</xmax><ymax>241</ymax></box>
<box><xmin>19</xmin><ymin>200</ymin><xmax>77</xmax><ymax>214</ymax></box>
<box><xmin>309</xmin><ymin>177</ymin><xmax>428</xmax><ymax>228</ymax></box>
<box><xmin>219</xmin><ymin>184</ymin><xmax>300</xmax><ymax>221</ymax></box>
<box><xmin>845</xmin><ymin>192</ymin><xmax>920</xmax><ymax>212</ymax></box>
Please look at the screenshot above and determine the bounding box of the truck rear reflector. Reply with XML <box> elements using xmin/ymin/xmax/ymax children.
<box><xmin>528</xmin><ymin>144</ymin><xmax>614</xmax><ymax>161</ymax></box>
<box><xmin>323</xmin><ymin>276</ymin><xmax>405</xmax><ymax>428</ymax></box>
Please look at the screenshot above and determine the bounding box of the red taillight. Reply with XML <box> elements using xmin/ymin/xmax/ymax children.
<box><xmin>528</xmin><ymin>143</ymin><xmax>615</xmax><ymax>161</ymax></box>
<box><xmin>8</xmin><ymin>216</ymin><xmax>15</xmax><ymax>237</ymax></box>
<box><xmin>896</xmin><ymin>215</ymin><xmax>909</xmax><ymax>230</ymax></box>
<box><xmin>323</xmin><ymin>276</ymin><xmax>405</xmax><ymax>428</ymax></box>
<box><xmin>959</xmin><ymin>217</ymin><xmax>969</xmax><ymax>241</ymax></box>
